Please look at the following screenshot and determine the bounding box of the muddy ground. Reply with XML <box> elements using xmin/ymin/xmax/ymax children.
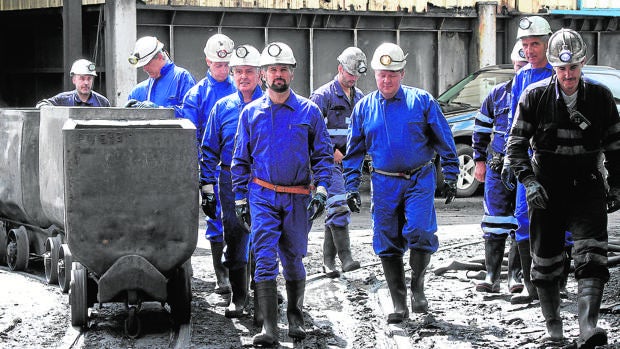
<box><xmin>1</xmin><ymin>185</ymin><xmax>620</xmax><ymax>349</ymax></box>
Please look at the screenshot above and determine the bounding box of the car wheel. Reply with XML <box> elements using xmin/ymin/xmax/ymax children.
<box><xmin>455</xmin><ymin>143</ymin><xmax>480</xmax><ymax>197</ymax></box>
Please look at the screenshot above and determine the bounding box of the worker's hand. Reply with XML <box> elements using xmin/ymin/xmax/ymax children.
<box><xmin>200</xmin><ymin>184</ymin><xmax>217</xmax><ymax>219</ymax></box>
<box><xmin>307</xmin><ymin>186</ymin><xmax>327</xmax><ymax>221</ymax></box>
<box><xmin>346</xmin><ymin>191</ymin><xmax>361</xmax><ymax>213</ymax></box>
<box><xmin>523</xmin><ymin>176</ymin><xmax>549</xmax><ymax>210</ymax></box>
<box><xmin>607</xmin><ymin>187</ymin><xmax>620</xmax><ymax>213</ymax></box>
<box><xmin>136</xmin><ymin>101</ymin><xmax>158</xmax><ymax>108</ymax></box>
<box><xmin>501</xmin><ymin>163</ymin><xmax>516</xmax><ymax>191</ymax></box>
<box><xmin>442</xmin><ymin>179</ymin><xmax>457</xmax><ymax>204</ymax></box>
<box><xmin>235</xmin><ymin>198</ymin><xmax>251</xmax><ymax>231</ymax></box>
<box><xmin>124</xmin><ymin>99</ymin><xmax>140</xmax><ymax>108</ymax></box>
<box><xmin>474</xmin><ymin>161</ymin><xmax>486</xmax><ymax>182</ymax></box>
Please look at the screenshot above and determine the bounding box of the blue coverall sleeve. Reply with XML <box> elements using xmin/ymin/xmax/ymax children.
<box><xmin>427</xmin><ymin>99</ymin><xmax>459</xmax><ymax>182</ymax></box>
<box><xmin>173</xmin><ymin>72</ymin><xmax>197</xmax><ymax>118</ymax></box>
<box><xmin>309</xmin><ymin>106</ymin><xmax>334</xmax><ymax>189</ymax></box>
<box><xmin>473</xmin><ymin>88</ymin><xmax>497</xmax><ymax>161</ymax></box>
<box><xmin>231</xmin><ymin>107</ymin><xmax>252</xmax><ymax>200</ymax></box>
<box><xmin>343</xmin><ymin>103</ymin><xmax>366</xmax><ymax>192</ymax></box>
<box><xmin>200</xmin><ymin>103</ymin><xmax>222</xmax><ymax>185</ymax></box>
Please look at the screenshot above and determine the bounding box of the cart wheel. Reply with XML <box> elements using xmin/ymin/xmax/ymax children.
<box><xmin>70</xmin><ymin>263</ymin><xmax>88</xmax><ymax>327</ymax></box>
<box><xmin>44</xmin><ymin>236</ymin><xmax>62</xmax><ymax>284</ymax></box>
<box><xmin>124</xmin><ymin>306</ymin><xmax>141</xmax><ymax>338</ymax></box>
<box><xmin>57</xmin><ymin>244</ymin><xmax>72</xmax><ymax>293</ymax></box>
<box><xmin>0</xmin><ymin>222</ymin><xmax>7</xmax><ymax>266</ymax></box>
<box><xmin>168</xmin><ymin>260</ymin><xmax>192</xmax><ymax>324</ymax></box>
<box><xmin>7</xmin><ymin>227</ymin><xmax>29</xmax><ymax>271</ymax></box>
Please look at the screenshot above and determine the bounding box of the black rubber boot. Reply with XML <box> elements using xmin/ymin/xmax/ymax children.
<box><xmin>511</xmin><ymin>240</ymin><xmax>539</xmax><ymax>304</ymax></box>
<box><xmin>577</xmin><ymin>278</ymin><xmax>607</xmax><ymax>348</ymax></box>
<box><xmin>476</xmin><ymin>237</ymin><xmax>505</xmax><ymax>293</ymax></box>
<box><xmin>537</xmin><ymin>281</ymin><xmax>564</xmax><ymax>342</ymax></box>
<box><xmin>225</xmin><ymin>266</ymin><xmax>248</xmax><ymax>318</ymax></box>
<box><xmin>559</xmin><ymin>245</ymin><xmax>572</xmax><ymax>298</ymax></box>
<box><xmin>331</xmin><ymin>226</ymin><xmax>361</xmax><ymax>272</ymax></box>
<box><xmin>322</xmin><ymin>226</ymin><xmax>340</xmax><ymax>278</ymax></box>
<box><xmin>286</xmin><ymin>279</ymin><xmax>306</xmax><ymax>340</ymax></box>
<box><xmin>210</xmin><ymin>241</ymin><xmax>231</xmax><ymax>294</ymax></box>
<box><xmin>507</xmin><ymin>236</ymin><xmax>524</xmax><ymax>293</ymax></box>
<box><xmin>252</xmin><ymin>280</ymin><xmax>279</xmax><ymax>347</ymax></box>
<box><xmin>381</xmin><ymin>257</ymin><xmax>409</xmax><ymax>323</ymax></box>
<box><xmin>410</xmin><ymin>251</ymin><xmax>431</xmax><ymax>313</ymax></box>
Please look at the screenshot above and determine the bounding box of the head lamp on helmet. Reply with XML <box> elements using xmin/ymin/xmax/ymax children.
<box><xmin>371</xmin><ymin>43</ymin><xmax>407</xmax><ymax>71</ymax></box>
<box><xmin>516</xmin><ymin>16</ymin><xmax>552</xmax><ymax>39</ymax></box>
<box><xmin>70</xmin><ymin>59</ymin><xmax>97</xmax><ymax>76</ymax></box>
<box><xmin>510</xmin><ymin>41</ymin><xmax>528</xmax><ymax>63</ymax></box>
<box><xmin>204</xmin><ymin>34</ymin><xmax>234</xmax><ymax>63</ymax></box>
<box><xmin>337</xmin><ymin>47</ymin><xmax>368</xmax><ymax>76</ymax></box>
<box><xmin>129</xmin><ymin>36</ymin><xmax>164</xmax><ymax>68</ymax></box>
<box><xmin>259</xmin><ymin>42</ymin><xmax>297</xmax><ymax>67</ymax></box>
<box><xmin>229</xmin><ymin>44</ymin><xmax>261</xmax><ymax>68</ymax></box>
<box><xmin>546</xmin><ymin>28</ymin><xmax>587</xmax><ymax>67</ymax></box>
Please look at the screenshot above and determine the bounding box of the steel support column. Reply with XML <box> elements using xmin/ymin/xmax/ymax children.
<box><xmin>105</xmin><ymin>0</ymin><xmax>137</xmax><ymax>106</ymax></box>
<box><xmin>63</xmin><ymin>1</ymin><xmax>83</xmax><ymax>91</ymax></box>
<box><xmin>476</xmin><ymin>1</ymin><xmax>497</xmax><ymax>69</ymax></box>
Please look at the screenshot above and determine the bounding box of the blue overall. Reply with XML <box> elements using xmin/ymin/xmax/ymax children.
<box><xmin>182</xmin><ymin>71</ymin><xmax>237</xmax><ymax>243</ymax></box>
<box><xmin>39</xmin><ymin>90</ymin><xmax>110</xmax><ymax>107</ymax></box>
<box><xmin>473</xmin><ymin>80</ymin><xmax>518</xmax><ymax>239</ymax></box>
<box><xmin>201</xmin><ymin>87</ymin><xmax>264</xmax><ymax>271</ymax></box>
<box><xmin>128</xmin><ymin>61</ymin><xmax>196</xmax><ymax>118</ymax></box>
<box><xmin>343</xmin><ymin>86</ymin><xmax>459</xmax><ymax>257</ymax></box>
<box><xmin>231</xmin><ymin>91</ymin><xmax>333</xmax><ymax>282</ymax></box>
<box><xmin>310</xmin><ymin>76</ymin><xmax>364</xmax><ymax>228</ymax></box>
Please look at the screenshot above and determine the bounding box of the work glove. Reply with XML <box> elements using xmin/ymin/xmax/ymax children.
<box><xmin>124</xmin><ymin>99</ymin><xmax>140</xmax><ymax>108</ymax></box>
<box><xmin>307</xmin><ymin>186</ymin><xmax>327</xmax><ymax>221</ymax></box>
<box><xmin>235</xmin><ymin>198</ymin><xmax>251</xmax><ymax>231</ymax></box>
<box><xmin>501</xmin><ymin>163</ymin><xmax>517</xmax><ymax>191</ymax></box>
<box><xmin>346</xmin><ymin>191</ymin><xmax>361</xmax><ymax>213</ymax></box>
<box><xmin>607</xmin><ymin>187</ymin><xmax>620</xmax><ymax>213</ymax></box>
<box><xmin>124</xmin><ymin>99</ymin><xmax>158</xmax><ymax>108</ymax></box>
<box><xmin>200</xmin><ymin>184</ymin><xmax>217</xmax><ymax>219</ymax></box>
<box><xmin>522</xmin><ymin>176</ymin><xmax>549</xmax><ymax>210</ymax></box>
<box><xmin>442</xmin><ymin>179</ymin><xmax>457</xmax><ymax>204</ymax></box>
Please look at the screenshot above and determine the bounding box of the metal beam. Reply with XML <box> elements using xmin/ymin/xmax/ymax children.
<box><xmin>63</xmin><ymin>1</ymin><xmax>83</xmax><ymax>91</ymax></box>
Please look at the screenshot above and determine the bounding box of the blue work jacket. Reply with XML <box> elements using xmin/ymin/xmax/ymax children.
<box><xmin>38</xmin><ymin>90</ymin><xmax>110</xmax><ymax>107</ymax></box>
<box><xmin>473</xmin><ymin>79</ymin><xmax>513</xmax><ymax>161</ymax></box>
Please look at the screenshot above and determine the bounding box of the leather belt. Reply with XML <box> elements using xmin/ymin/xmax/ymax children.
<box><xmin>220</xmin><ymin>164</ymin><xmax>231</xmax><ymax>171</ymax></box>
<box><xmin>252</xmin><ymin>178</ymin><xmax>311</xmax><ymax>195</ymax></box>
<box><xmin>371</xmin><ymin>161</ymin><xmax>431</xmax><ymax>180</ymax></box>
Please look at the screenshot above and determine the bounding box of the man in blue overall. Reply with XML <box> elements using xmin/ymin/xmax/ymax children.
<box><xmin>343</xmin><ymin>43</ymin><xmax>459</xmax><ymax>323</ymax></box>
<box><xmin>231</xmin><ymin>42</ymin><xmax>333</xmax><ymax>346</ymax></box>
<box><xmin>310</xmin><ymin>47</ymin><xmax>366</xmax><ymax>277</ymax></box>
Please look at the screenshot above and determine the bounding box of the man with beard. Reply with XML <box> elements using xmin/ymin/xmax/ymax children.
<box><xmin>36</xmin><ymin>59</ymin><xmax>110</xmax><ymax>107</ymax></box>
<box><xmin>231</xmin><ymin>42</ymin><xmax>333</xmax><ymax>346</ymax></box>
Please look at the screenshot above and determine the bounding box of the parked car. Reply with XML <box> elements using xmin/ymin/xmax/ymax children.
<box><xmin>436</xmin><ymin>64</ymin><xmax>620</xmax><ymax>197</ymax></box>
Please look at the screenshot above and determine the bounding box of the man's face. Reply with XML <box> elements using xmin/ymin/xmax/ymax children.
<box><xmin>521</xmin><ymin>37</ymin><xmax>548</xmax><ymax>68</ymax></box>
<box><xmin>374</xmin><ymin>69</ymin><xmax>404</xmax><ymax>99</ymax></box>
<box><xmin>208</xmin><ymin>60</ymin><xmax>231</xmax><ymax>82</ymax></box>
<box><xmin>142</xmin><ymin>54</ymin><xmax>164</xmax><ymax>79</ymax></box>
<box><xmin>232</xmin><ymin>66</ymin><xmax>261</xmax><ymax>94</ymax></box>
<box><xmin>262</xmin><ymin>65</ymin><xmax>293</xmax><ymax>93</ymax></box>
<box><xmin>554</xmin><ymin>61</ymin><xmax>583</xmax><ymax>95</ymax></box>
<box><xmin>72</xmin><ymin>74</ymin><xmax>94</xmax><ymax>98</ymax></box>
<box><xmin>338</xmin><ymin>65</ymin><xmax>360</xmax><ymax>90</ymax></box>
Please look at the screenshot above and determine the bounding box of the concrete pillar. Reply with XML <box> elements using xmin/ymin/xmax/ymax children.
<box><xmin>475</xmin><ymin>2</ymin><xmax>497</xmax><ymax>69</ymax></box>
<box><xmin>105</xmin><ymin>0</ymin><xmax>136</xmax><ymax>107</ymax></box>
<box><xmin>63</xmin><ymin>1</ymin><xmax>83</xmax><ymax>91</ymax></box>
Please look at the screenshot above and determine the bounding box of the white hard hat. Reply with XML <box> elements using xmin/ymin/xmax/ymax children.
<box><xmin>510</xmin><ymin>41</ymin><xmax>527</xmax><ymax>63</ymax></box>
<box><xmin>259</xmin><ymin>42</ymin><xmax>296</xmax><ymax>67</ymax></box>
<box><xmin>371</xmin><ymin>43</ymin><xmax>407</xmax><ymax>71</ymax></box>
<box><xmin>229</xmin><ymin>44</ymin><xmax>261</xmax><ymax>68</ymax></box>
<box><xmin>547</xmin><ymin>28</ymin><xmax>587</xmax><ymax>67</ymax></box>
<box><xmin>70</xmin><ymin>59</ymin><xmax>97</xmax><ymax>76</ymax></box>
<box><xmin>129</xmin><ymin>36</ymin><xmax>164</xmax><ymax>68</ymax></box>
<box><xmin>337</xmin><ymin>47</ymin><xmax>367</xmax><ymax>76</ymax></box>
<box><xmin>516</xmin><ymin>16</ymin><xmax>552</xmax><ymax>39</ymax></box>
<box><xmin>204</xmin><ymin>34</ymin><xmax>234</xmax><ymax>62</ymax></box>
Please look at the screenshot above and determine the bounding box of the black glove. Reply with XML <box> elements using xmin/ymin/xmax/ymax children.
<box><xmin>307</xmin><ymin>187</ymin><xmax>327</xmax><ymax>221</ymax></box>
<box><xmin>200</xmin><ymin>185</ymin><xmax>217</xmax><ymax>219</ymax></box>
<box><xmin>501</xmin><ymin>163</ymin><xmax>517</xmax><ymax>191</ymax></box>
<box><xmin>346</xmin><ymin>191</ymin><xmax>361</xmax><ymax>213</ymax></box>
<box><xmin>523</xmin><ymin>177</ymin><xmax>549</xmax><ymax>210</ymax></box>
<box><xmin>607</xmin><ymin>187</ymin><xmax>620</xmax><ymax>213</ymax></box>
<box><xmin>442</xmin><ymin>179</ymin><xmax>457</xmax><ymax>204</ymax></box>
<box><xmin>124</xmin><ymin>99</ymin><xmax>140</xmax><ymax>108</ymax></box>
<box><xmin>235</xmin><ymin>199</ymin><xmax>251</xmax><ymax>231</ymax></box>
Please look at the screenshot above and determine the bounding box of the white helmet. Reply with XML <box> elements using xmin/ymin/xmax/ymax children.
<box><xmin>70</xmin><ymin>59</ymin><xmax>97</xmax><ymax>76</ymax></box>
<box><xmin>371</xmin><ymin>43</ymin><xmax>407</xmax><ymax>71</ymax></box>
<box><xmin>229</xmin><ymin>44</ymin><xmax>261</xmax><ymax>68</ymax></box>
<box><xmin>259</xmin><ymin>42</ymin><xmax>296</xmax><ymax>67</ymax></box>
<box><xmin>204</xmin><ymin>34</ymin><xmax>234</xmax><ymax>63</ymax></box>
<box><xmin>547</xmin><ymin>28</ymin><xmax>587</xmax><ymax>67</ymax></box>
<box><xmin>337</xmin><ymin>47</ymin><xmax>367</xmax><ymax>76</ymax></box>
<box><xmin>510</xmin><ymin>41</ymin><xmax>527</xmax><ymax>63</ymax></box>
<box><xmin>517</xmin><ymin>16</ymin><xmax>552</xmax><ymax>39</ymax></box>
<box><xmin>129</xmin><ymin>36</ymin><xmax>164</xmax><ymax>68</ymax></box>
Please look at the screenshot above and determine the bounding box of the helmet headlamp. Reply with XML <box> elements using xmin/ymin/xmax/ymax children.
<box><xmin>357</xmin><ymin>61</ymin><xmax>368</xmax><ymax>74</ymax></box>
<box><xmin>235</xmin><ymin>46</ymin><xmax>249</xmax><ymax>59</ymax></box>
<box><xmin>267</xmin><ymin>43</ymin><xmax>283</xmax><ymax>58</ymax></box>
<box><xmin>379</xmin><ymin>54</ymin><xmax>407</xmax><ymax>67</ymax></box>
<box><xmin>519</xmin><ymin>17</ymin><xmax>532</xmax><ymax>30</ymax></box>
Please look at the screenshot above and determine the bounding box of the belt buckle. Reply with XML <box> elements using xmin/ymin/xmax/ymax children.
<box><xmin>273</xmin><ymin>184</ymin><xmax>279</xmax><ymax>192</ymax></box>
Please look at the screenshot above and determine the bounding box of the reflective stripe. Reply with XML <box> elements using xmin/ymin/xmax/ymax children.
<box><xmin>475</xmin><ymin>111</ymin><xmax>493</xmax><ymax>124</ymax></box>
<box><xmin>328</xmin><ymin>129</ymin><xmax>349</xmax><ymax>136</ymax></box>
<box><xmin>326</xmin><ymin>193</ymin><xmax>347</xmax><ymax>206</ymax></box>
<box><xmin>481</xmin><ymin>227</ymin><xmax>512</xmax><ymax>235</ymax></box>
<box><xmin>474</xmin><ymin>125</ymin><xmax>492</xmax><ymax>134</ymax></box>
<box><xmin>481</xmin><ymin>214</ymin><xmax>518</xmax><ymax>226</ymax></box>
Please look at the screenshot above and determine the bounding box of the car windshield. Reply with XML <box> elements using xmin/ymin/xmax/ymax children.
<box><xmin>437</xmin><ymin>69</ymin><xmax>514</xmax><ymax>109</ymax></box>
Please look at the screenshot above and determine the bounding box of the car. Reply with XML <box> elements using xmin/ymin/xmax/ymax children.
<box><xmin>436</xmin><ymin>64</ymin><xmax>620</xmax><ymax>197</ymax></box>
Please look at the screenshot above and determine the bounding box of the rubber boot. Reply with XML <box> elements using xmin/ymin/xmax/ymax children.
<box><xmin>286</xmin><ymin>279</ymin><xmax>307</xmax><ymax>340</ymax></box>
<box><xmin>507</xmin><ymin>236</ymin><xmax>524</xmax><ymax>293</ymax></box>
<box><xmin>252</xmin><ymin>280</ymin><xmax>279</xmax><ymax>347</ymax></box>
<box><xmin>476</xmin><ymin>237</ymin><xmax>505</xmax><ymax>293</ymax></box>
<box><xmin>322</xmin><ymin>226</ymin><xmax>340</xmax><ymax>278</ymax></box>
<box><xmin>381</xmin><ymin>257</ymin><xmax>409</xmax><ymax>323</ymax></box>
<box><xmin>210</xmin><ymin>241</ymin><xmax>231</xmax><ymax>294</ymax></box>
<box><xmin>331</xmin><ymin>225</ymin><xmax>361</xmax><ymax>272</ymax></box>
<box><xmin>577</xmin><ymin>278</ymin><xmax>607</xmax><ymax>348</ymax></box>
<box><xmin>225</xmin><ymin>266</ymin><xmax>248</xmax><ymax>318</ymax></box>
<box><xmin>537</xmin><ymin>281</ymin><xmax>564</xmax><ymax>342</ymax></box>
<box><xmin>559</xmin><ymin>245</ymin><xmax>572</xmax><ymax>298</ymax></box>
<box><xmin>511</xmin><ymin>240</ymin><xmax>539</xmax><ymax>304</ymax></box>
<box><xmin>410</xmin><ymin>251</ymin><xmax>431</xmax><ymax>313</ymax></box>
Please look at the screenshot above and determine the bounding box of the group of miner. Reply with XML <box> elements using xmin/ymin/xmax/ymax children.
<box><xmin>34</xmin><ymin>14</ymin><xmax>619</xmax><ymax>349</ymax></box>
